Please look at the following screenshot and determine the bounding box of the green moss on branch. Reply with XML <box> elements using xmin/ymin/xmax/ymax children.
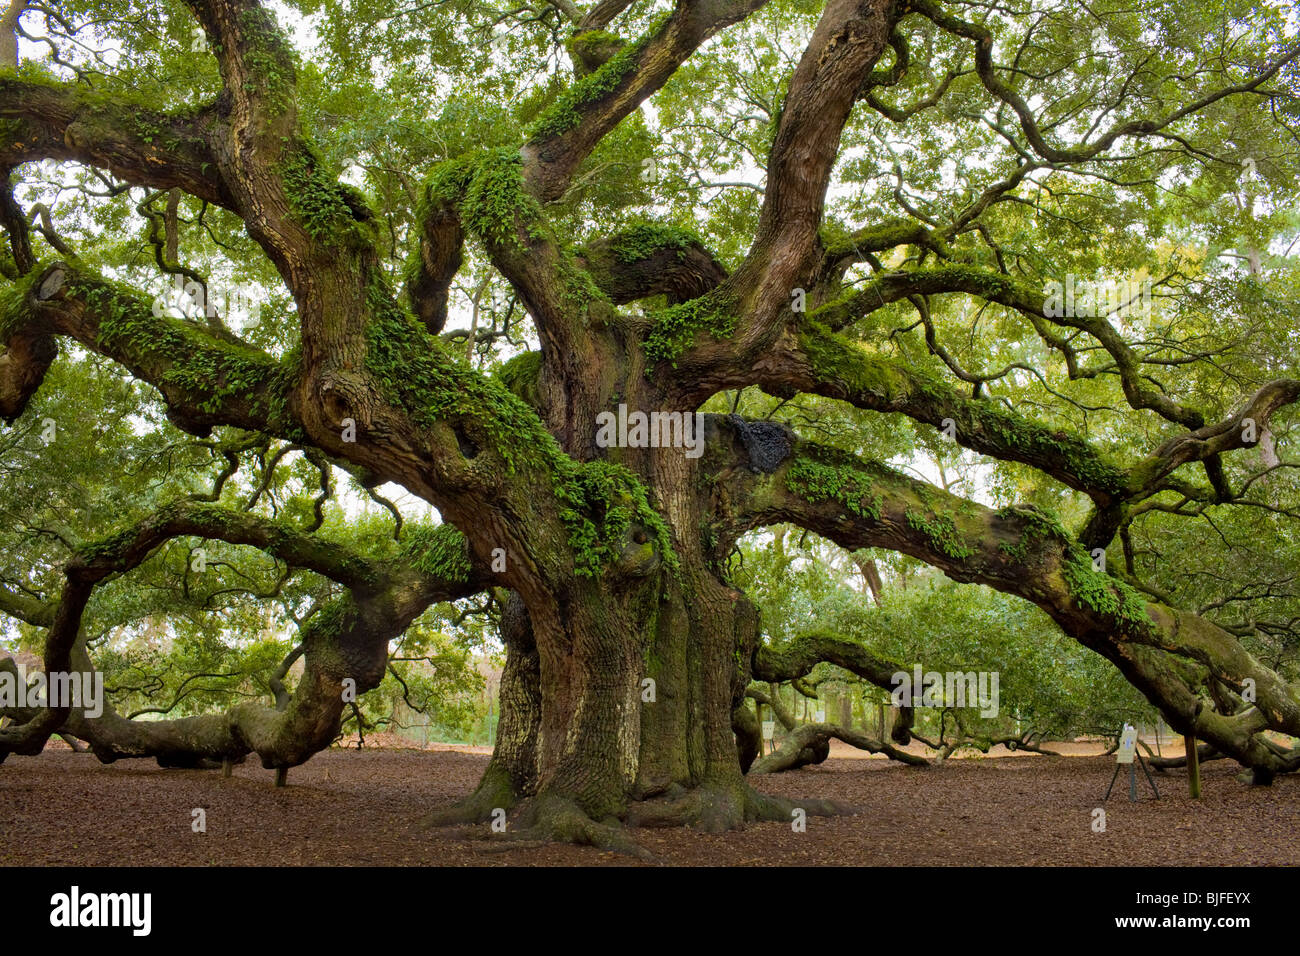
<box><xmin>1062</xmin><ymin>549</ymin><xmax>1155</xmax><ymax>636</ymax></box>
<box><xmin>528</xmin><ymin>35</ymin><xmax>650</xmax><ymax>140</ymax></box>
<box><xmin>362</xmin><ymin>279</ymin><xmax>674</xmax><ymax>577</ymax></box>
<box><xmin>606</xmin><ymin>223</ymin><xmax>702</xmax><ymax>264</ymax></box>
<box><xmin>783</xmin><ymin>451</ymin><xmax>883</xmax><ymax>521</ymax></box>
<box><xmin>403</xmin><ymin>523</ymin><xmax>474</xmax><ymax>583</ymax></box>
<box><xmin>644</xmin><ymin>290</ymin><xmax>737</xmax><ymax>367</ymax></box>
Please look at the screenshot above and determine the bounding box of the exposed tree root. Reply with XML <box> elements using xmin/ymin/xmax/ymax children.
<box><xmin>623</xmin><ymin>784</ymin><xmax>749</xmax><ymax>832</ymax></box>
<box><xmin>422</xmin><ymin>762</ymin><xmax>523</xmax><ymax>826</ymax></box>
<box><xmin>429</xmin><ymin>779</ymin><xmax>853</xmax><ymax>859</ymax></box>
<box><xmin>489</xmin><ymin>794</ymin><xmax>654</xmax><ymax>861</ymax></box>
<box><xmin>1235</xmin><ymin>766</ymin><xmax>1277</xmax><ymax>786</ymax></box>
<box><xmin>742</xmin><ymin>786</ymin><xmax>851</xmax><ymax>823</ymax></box>
<box><xmin>624</xmin><ymin>782</ymin><xmax>851</xmax><ymax>831</ymax></box>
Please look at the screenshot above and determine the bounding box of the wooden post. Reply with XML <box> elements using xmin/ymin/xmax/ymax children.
<box><xmin>1184</xmin><ymin>733</ymin><xmax>1201</xmax><ymax>799</ymax></box>
<box><xmin>221</xmin><ymin>757</ymin><xmax>232</xmax><ymax>778</ymax></box>
<box><xmin>274</xmin><ymin>766</ymin><xmax>288</xmax><ymax>788</ymax></box>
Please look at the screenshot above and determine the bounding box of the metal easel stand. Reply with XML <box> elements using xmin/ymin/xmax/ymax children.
<box><xmin>1104</xmin><ymin>751</ymin><xmax>1161</xmax><ymax>802</ymax></box>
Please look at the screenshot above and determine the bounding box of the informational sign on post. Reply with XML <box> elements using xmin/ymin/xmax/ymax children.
<box><xmin>814</xmin><ymin>710</ymin><xmax>825</xmax><ymax>724</ymax></box>
<box><xmin>1116</xmin><ymin>724</ymin><xmax>1138</xmax><ymax>764</ymax></box>
<box><xmin>761</xmin><ymin>720</ymin><xmax>775</xmax><ymax>741</ymax></box>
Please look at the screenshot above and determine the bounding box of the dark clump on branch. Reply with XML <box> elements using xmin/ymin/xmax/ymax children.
<box><xmin>726</xmin><ymin>415</ymin><xmax>793</xmax><ymax>473</ymax></box>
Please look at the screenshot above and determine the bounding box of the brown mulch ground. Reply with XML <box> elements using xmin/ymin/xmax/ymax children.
<box><xmin>1</xmin><ymin>748</ymin><xmax>1295</xmax><ymax>866</ymax></box>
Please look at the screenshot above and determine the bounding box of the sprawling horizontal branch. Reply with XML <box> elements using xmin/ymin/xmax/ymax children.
<box><xmin>749</xmin><ymin>721</ymin><xmax>926</xmax><ymax>773</ymax></box>
<box><xmin>754</xmin><ymin>629</ymin><xmax>913</xmax><ymax>742</ymax></box>
<box><xmin>0</xmin><ymin>502</ymin><xmax>489</xmax><ymax>655</ymax></box>
<box><xmin>75</xmin><ymin>499</ymin><xmax>488</xmax><ymax>600</ymax></box>
<box><xmin>706</xmin><ymin>318</ymin><xmax>1300</xmax><ymax>542</ymax></box>
<box><xmin>0</xmin><ymin>255</ymin><xmax>674</xmax><ymax>609</ymax></box>
<box><xmin>0</xmin><ymin>76</ymin><xmax>234</xmax><ymax>208</ymax></box>
<box><xmin>0</xmin><ymin>494</ymin><xmax>488</xmax><ymax>765</ymax></box>
<box><xmin>762</xmin><ymin>322</ymin><xmax>1133</xmax><ymax>504</ymax></box>
<box><xmin>912</xmin><ymin>724</ymin><xmax>1062</xmax><ymax>760</ymax></box>
<box><xmin>56</xmin><ymin>579</ymin><xmax>420</xmax><ymax>768</ymax></box>
<box><xmin>0</xmin><ymin>259</ymin><xmax>475</xmax><ymax>522</ymax></box>
<box><xmin>912</xmin><ymin>0</ymin><xmax>1300</xmax><ymax>167</ymax></box>
<box><xmin>0</xmin><ymin>2</ymin><xmax>379</xmax><ymax>408</ymax></box>
<box><xmin>705</xmin><ymin>425</ymin><xmax>1300</xmax><ymax>774</ymax></box>
<box><xmin>55</xmin><ymin>590</ymin><xmax>396</xmax><ymax>768</ymax></box>
<box><xmin>814</xmin><ymin>265</ymin><xmax>1206</xmax><ymax>428</ymax></box>
<box><xmin>1129</xmin><ymin>379</ymin><xmax>1300</xmax><ymax>496</ymax></box>
<box><xmin>0</xmin><ymin>262</ymin><xmax>294</xmax><ymax>434</ymax></box>
<box><xmin>814</xmin><ymin>217</ymin><xmax>953</xmax><ymax>292</ymax></box>
<box><xmin>816</xmin><ymin>265</ymin><xmax>1039</xmax><ymax>332</ymax></box>
<box><xmin>0</xmin><ymin>12</ymin><xmax>379</xmax><ymax>398</ymax></box>
<box><xmin>0</xmin><ymin>582</ymin><xmax>55</xmax><ymax>627</ymax></box>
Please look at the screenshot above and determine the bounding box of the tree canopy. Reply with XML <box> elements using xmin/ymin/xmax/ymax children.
<box><xmin>1</xmin><ymin>0</ymin><xmax>1299</xmax><ymax>850</ymax></box>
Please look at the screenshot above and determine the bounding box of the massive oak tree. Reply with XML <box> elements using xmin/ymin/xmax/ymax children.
<box><xmin>1</xmin><ymin>0</ymin><xmax>1299</xmax><ymax>850</ymax></box>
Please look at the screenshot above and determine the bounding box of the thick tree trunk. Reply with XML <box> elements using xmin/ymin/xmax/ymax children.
<box><xmin>422</xmin><ymin>370</ymin><xmax>843</xmax><ymax>841</ymax></box>
<box><xmin>429</xmin><ymin>553</ymin><xmax>773</xmax><ymax>837</ymax></box>
<box><xmin>434</xmin><ymin>442</ymin><xmax>838</xmax><ymax>838</ymax></box>
<box><xmin>424</xmin><ymin>592</ymin><xmax>540</xmax><ymax>824</ymax></box>
<box><xmin>499</xmin><ymin>565</ymin><xmax>763</xmax><ymax>833</ymax></box>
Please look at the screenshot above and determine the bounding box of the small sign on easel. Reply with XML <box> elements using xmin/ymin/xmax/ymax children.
<box><xmin>1104</xmin><ymin>723</ymin><xmax>1160</xmax><ymax>802</ymax></box>
<box><xmin>1116</xmin><ymin>725</ymin><xmax>1137</xmax><ymax>764</ymax></box>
